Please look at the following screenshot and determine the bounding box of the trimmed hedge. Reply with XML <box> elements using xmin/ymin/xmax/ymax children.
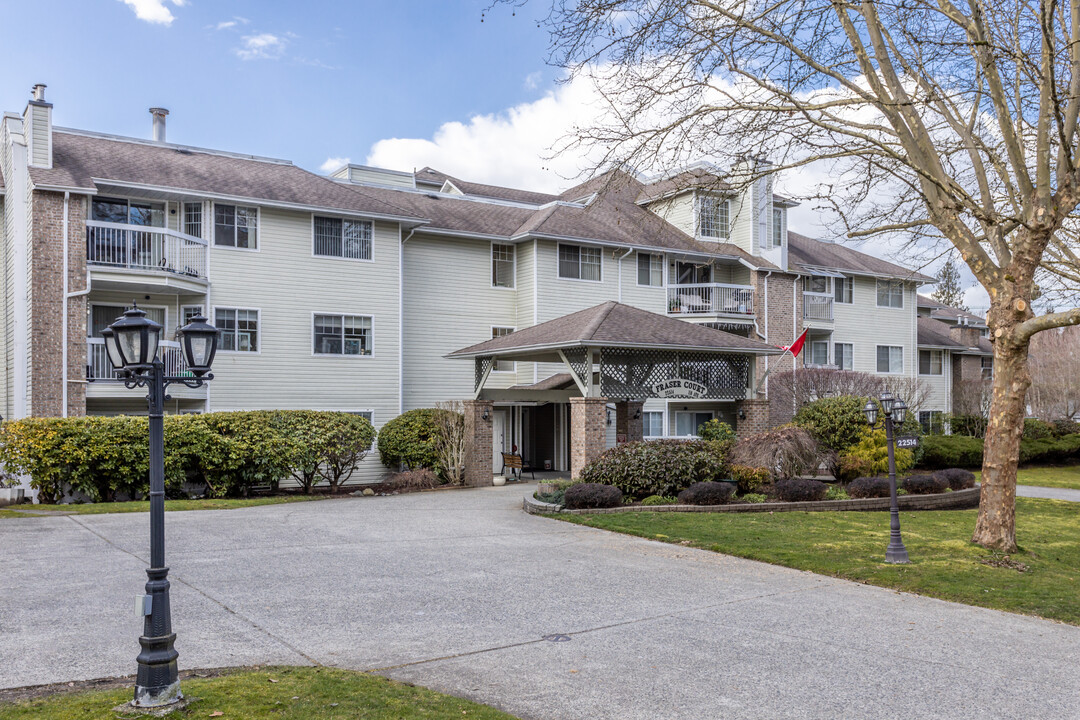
<box><xmin>920</xmin><ymin>433</ymin><xmax>1080</xmax><ymax>468</ymax></box>
<box><xmin>934</xmin><ymin>468</ymin><xmax>976</xmax><ymax>491</ymax></box>
<box><xmin>564</xmin><ymin>483</ymin><xmax>623</xmax><ymax>509</ymax></box>
<box><xmin>902</xmin><ymin>473</ymin><xmax>949</xmax><ymax>495</ymax></box>
<box><xmin>677</xmin><ymin>481</ymin><xmax>735</xmax><ymax>506</ymax></box>
<box><xmin>577</xmin><ymin>440</ymin><xmax>727</xmax><ymax>499</ymax></box>
<box><xmin>0</xmin><ymin>411</ymin><xmax>375</xmax><ymax>503</ymax></box>
<box><xmin>773</xmin><ymin>477</ymin><xmax>828</xmax><ymax>502</ymax></box>
<box><xmin>846</xmin><ymin>476</ymin><xmax>891</xmax><ymax>499</ymax></box>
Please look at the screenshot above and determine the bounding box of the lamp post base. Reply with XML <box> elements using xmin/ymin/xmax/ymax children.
<box><xmin>885</xmin><ymin>543</ymin><xmax>911</xmax><ymax>564</ymax></box>
<box><xmin>133</xmin><ymin>567</ymin><xmax>181</xmax><ymax>707</ymax></box>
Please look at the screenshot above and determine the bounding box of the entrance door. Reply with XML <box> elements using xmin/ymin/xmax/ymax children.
<box><xmin>492</xmin><ymin>410</ymin><xmax>508</xmax><ymax>473</ymax></box>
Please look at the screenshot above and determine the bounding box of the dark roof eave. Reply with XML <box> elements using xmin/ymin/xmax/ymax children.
<box><xmin>446</xmin><ymin>339</ymin><xmax>783</xmax><ymax>360</ymax></box>
<box><xmin>512</xmin><ymin>231</ymin><xmax>763</xmax><ymax>268</ymax></box>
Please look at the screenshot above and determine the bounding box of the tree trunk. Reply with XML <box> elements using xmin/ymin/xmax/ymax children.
<box><xmin>972</xmin><ymin>323</ymin><xmax>1032</xmax><ymax>553</ymax></box>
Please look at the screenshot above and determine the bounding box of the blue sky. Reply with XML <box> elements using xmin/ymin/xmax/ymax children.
<box><xmin>0</xmin><ymin>1</ymin><xmax>554</xmax><ymax>176</ymax></box>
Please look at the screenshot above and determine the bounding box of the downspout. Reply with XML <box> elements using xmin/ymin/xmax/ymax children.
<box><xmin>399</xmin><ymin>226</ymin><xmax>416</xmax><ymax>415</ymax></box>
<box><xmin>616</xmin><ymin>247</ymin><xmax>632</xmax><ymax>302</ymax></box>
<box><xmin>61</xmin><ymin>192</ymin><xmax>69</xmax><ymax>416</ymax></box>
<box><xmin>759</xmin><ymin>270</ymin><xmax>773</xmax><ymax>396</ymax></box>
<box><xmin>533</xmin><ymin>238</ymin><xmax>539</xmax><ymax>383</ymax></box>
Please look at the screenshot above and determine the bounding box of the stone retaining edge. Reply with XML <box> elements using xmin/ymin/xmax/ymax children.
<box><xmin>523</xmin><ymin>485</ymin><xmax>981</xmax><ymax>515</ymax></box>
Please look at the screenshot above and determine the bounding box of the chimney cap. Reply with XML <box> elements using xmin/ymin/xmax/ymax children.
<box><xmin>149</xmin><ymin>107</ymin><xmax>169</xmax><ymax>116</ymax></box>
<box><xmin>30</xmin><ymin>84</ymin><xmax>48</xmax><ymax>103</ymax></box>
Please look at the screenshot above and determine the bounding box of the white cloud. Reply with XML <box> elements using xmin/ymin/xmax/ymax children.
<box><xmin>235</xmin><ymin>33</ymin><xmax>287</xmax><ymax>61</ymax></box>
<box><xmin>120</xmin><ymin>0</ymin><xmax>186</xmax><ymax>25</ymax></box>
<box><xmin>524</xmin><ymin>71</ymin><xmax>542</xmax><ymax>91</ymax></box>
<box><xmin>320</xmin><ymin>157</ymin><xmax>350</xmax><ymax>173</ymax></box>
<box><xmin>216</xmin><ymin>21</ymin><xmax>237</xmax><ymax>30</ymax></box>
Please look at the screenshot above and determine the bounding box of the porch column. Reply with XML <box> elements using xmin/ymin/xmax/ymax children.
<box><xmin>615</xmin><ymin>400</ymin><xmax>644</xmax><ymax>444</ymax></box>
<box><xmin>570</xmin><ymin>396</ymin><xmax>609</xmax><ymax>479</ymax></box>
<box><xmin>463</xmin><ymin>399</ymin><xmax>494</xmax><ymax>487</ymax></box>
<box><xmin>736</xmin><ymin>399</ymin><xmax>770</xmax><ymax>437</ymax></box>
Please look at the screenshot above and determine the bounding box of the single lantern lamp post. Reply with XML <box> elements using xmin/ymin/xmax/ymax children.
<box><xmin>864</xmin><ymin>392</ymin><xmax>911</xmax><ymax>564</ymax></box>
<box><xmin>102</xmin><ymin>303</ymin><xmax>218</xmax><ymax>708</ymax></box>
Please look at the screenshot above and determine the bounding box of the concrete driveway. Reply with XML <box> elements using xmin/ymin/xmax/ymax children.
<box><xmin>1</xmin><ymin>486</ymin><xmax>1077</xmax><ymax>719</ymax></box>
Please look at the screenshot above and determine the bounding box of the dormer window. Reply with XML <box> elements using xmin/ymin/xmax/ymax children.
<box><xmin>697</xmin><ymin>195</ymin><xmax>729</xmax><ymax>239</ymax></box>
<box><xmin>771</xmin><ymin>208</ymin><xmax>784</xmax><ymax>248</ymax></box>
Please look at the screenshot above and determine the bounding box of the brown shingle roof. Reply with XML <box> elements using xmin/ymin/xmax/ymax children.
<box><xmin>447</xmin><ymin>301</ymin><xmax>780</xmax><ymax>357</ymax></box>
<box><xmin>917</xmin><ymin>295</ymin><xmax>985</xmax><ymax>325</ymax></box>
<box><xmin>35</xmin><ymin>131</ymin><xmax>424</xmax><ymax>220</ymax></box>
<box><xmin>636</xmin><ymin>166</ymin><xmax>730</xmax><ymax>205</ymax></box>
<box><xmin>918</xmin><ymin>317</ymin><xmax>994</xmax><ymax>355</ymax></box>
<box><xmin>788</xmin><ymin>232</ymin><xmax>934</xmax><ymax>282</ymax></box>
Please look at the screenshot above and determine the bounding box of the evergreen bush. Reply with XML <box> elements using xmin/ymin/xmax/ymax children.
<box><xmin>577</xmin><ymin>440</ymin><xmax>727</xmax><ymax>499</ymax></box>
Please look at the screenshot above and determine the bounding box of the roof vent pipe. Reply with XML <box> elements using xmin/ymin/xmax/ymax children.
<box><xmin>150</xmin><ymin>107</ymin><xmax>169</xmax><ymax>143</ymax></box>
<box><xmin>31</xmin><ymin>84</ymin><xmax>46</xmax><ymax>102</ymax></box>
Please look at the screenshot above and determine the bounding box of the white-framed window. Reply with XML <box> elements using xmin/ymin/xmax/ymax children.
<box><xmin>697</xmin><ymin>195</ymin><xmax>729</xmax><ymax>239</ymax></box>
<box><xmin>215</xmin><ymin>307</ymin><xmax>259</xmax><ymax>352</ymax></box>
<box><xmin>919</xmin><ymin>410</ymin><xmax>945</xmax><ymax>434</ymax></box>
<box><xmin>637</xmin><ymin>252</ymin><xmax>663</xmax><ymax>287</ymax></box>
<box><xmin>558</xmin><ymin>243</ymin><xmax>601</xmax><ymax>281</ymax></box>
<box><xmin>91</xmin><ymin>304</ymin><xmax>166</xmax><ymax>337</ymax></box>
<box><xmin>876</xmin><ymin>279</ymin><xmax>904</xmax><ymax>308</ymax></box>
<box><xmin>771</xmin><ymin>207</ymin><xmax>784</xmax><ymax>248</ymax></box>
<box><xmin>803</xmin><ymin>275</ymin><xmax>831</xmax><ymax>294</ymax></box>
<box><xmin>313</xmin><ymin>216</ymin><xmax>373</xmax><ymax>260</ymax></box>
<box><xmin>91</xmin><ymin>196</ymin><xmax>165</xmax><ymax>227</ymax></box>
<box><xmin>809</xmin><ymin>341</ymin><xmax>829</xmax><ymax>365</ymax></box>
<box><xmin>981</xmin><ymin>356</ymin><xmax>993</xmax><ymax>381</ymax></box>
<box><xmin>834</xmin><ymin>276</ymin><xmax>853</xmax><ymax>304</ymax></box>
<box><xmin>214</xmin><ymin>204</ymin><xmax>258</xmax><ymax>249</ymax></box>
<box><xmin>179</xmin><ymin>305</ymin><xmax>204</xmax><ymax>335</ymax></box>
<box><xmin>183</xmin><ymin>202</ymin><xmax>203</xmax><ymax>238</ymax></box>
<box><xmin>919</xmin><ymin>349</ymin><xmax>944</xmax><ymax>375</ymax></box>
<box><xmin>876</xmin><ymin>345</ymin><xmax>903</xmax><ymax>374</ymax></box>
<box><xmin>313</xmin><ymin>314</ymin><xmax>373</xmax><ymax>356</ymax></box>
<box><xmin>834</xmin><ymin>342</ymin><xmax>854</xmax><ymax>371</ymax></box>
<box><xmin>673</xmin><ymin>261</ymin><xmax>711</xmax><ymax>285</ymax></box>
<box><xmin>675</xmin><ymin>411</ymin><xmax>714</xmax><ymax>437</ymax></box>
<box><xmin>643</xmin><ymin>411</ymin><xmax>664</xmax><ymax>438</ymax></box>
<box><xmin>491</xmin><ymin>326</ymin><xmax>515</xmax><ymax>372</ymax></box>
<box><xmin>492</xmin><ymin>243</ymin><xmax>515</xmax><ymax>288</ymax></box>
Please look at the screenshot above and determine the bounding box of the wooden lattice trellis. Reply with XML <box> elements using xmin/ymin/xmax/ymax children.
<box><xmin>599</xmin><ymin>348</ymin><xmax>750</xmax><ymax>399</ymax></box>
<box><xmin>474</xmin><ymin>356</ymin><xmax>494</xmax><ymax>392</ymax></box>
<box><xmin>560</xmin><ymin>347</ymin><xmax>591</xmax><ymax>387</ymax></box>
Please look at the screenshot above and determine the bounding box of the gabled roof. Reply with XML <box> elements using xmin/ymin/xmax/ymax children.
<box><xmin>917</xmin><ymin>295</ymin><xmax>985</xmax><ymax>325</ymax></box>
<box><xmin>33</xmin><ymin>130</ymin><xmax>425</xmax><ymax>222</ymax></box>
<box><xmin>447</xmin><ymin>301</ymin><xmax>780</xmax><ymax>359</ymax></box>
<box><xmin>788</xmin><ymin>232</ymin><xmax>934</xmax><ymax>282</ymax></box>
<box><xmin>917</xmin><ymin>317</ymin><xmax>994</xmax><ymax>355</ymax></box>
<box><xmin>636</xmin><ymin>166</ymin><xmax>730</xmax><ymax>205</ymax></box>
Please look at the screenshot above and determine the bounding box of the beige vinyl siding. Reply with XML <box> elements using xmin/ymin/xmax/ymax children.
<box><xmin>645</xmin><ymin>192</ymin><xmax>695</xmax><ymax>237</ymax></box>
<box><xmin>918</xmin><ymin>348</ymin><xmax>952</xmax><ymax>416</ymax></box>
<box><xmin>514</xmin><ymin>239</ymin><xmax>537</xmax><ymax>385</ymax></box>
<box><xmin>346</xmin><ymin>166</ymin><xmax>415</xmax><ymax>189</ymax></box>
<box><xmin>830</xmin><ymin>277</ymin><xmax>918</xmax><ymax>377</ymax></box>
<box><xmin>27</xmin><ymin>104</ymin><xmax>50</xmax><ymax>168</ymax></box>
<box><xmin>727</xmin><ymin>189</ymin><xmax>753</xmax><ymax>255</ymax></box>
<box><xmin>403</xmin><ymin>233</ymin><xmax>517</xmax><ymax>408</ymax></box>
<box><xmin>617</xmin><ymin>251</ymin><xmax>666</xmax><ymax>313</ymax></box>
<box><xmin>206</xmin><ymin>207</ymin><xmax>401</xmax><ymax>484</ymax></box>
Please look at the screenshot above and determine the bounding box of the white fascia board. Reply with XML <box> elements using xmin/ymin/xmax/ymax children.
<box><xmin>30</xmin><ymin>182</ymin><xmax>96</xmax><ymax>195</ymax></box>
<box><xmin>515</xmin><ymin>231</ymin><xmax>759</xmax><ymax>268</ymax></box>
<box><xmin>415</xmin><ymin>226</ymin><xmax>513</xmax><ymax>242</ymax></box>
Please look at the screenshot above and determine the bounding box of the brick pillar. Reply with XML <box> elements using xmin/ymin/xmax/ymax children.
<box><xmin>463</xmin><ymin>400</ymin><xmax>494</xmax><ymax>487</ymax></box>
<box><xmin>570</xmin><ymin>396</ymin><xmax>609</xmax><ymax>479</ymax></box>
<box><xmin>615</xmin><ymin>400</ymin><xmax>644</xmax><ymax>444</ymax></box>
<box><xmin>736</xmin><ymin>399</ymin><xmax>770</xmax><ymax>436</ymax></box>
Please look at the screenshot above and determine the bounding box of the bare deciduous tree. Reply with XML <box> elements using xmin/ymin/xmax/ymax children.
<box><xmin>433</xmin><ymin>401</ymin><xmax>469</xmax><ymax>486</ymax></box>
<box><xmin>1027</xmin><ymin>325</ymin><xmax>1080</xmax><ymax>420</ymax></box>
<box><xmin>513</xmin><ymin>0</ymin><xmax>1080</xmax><ymax>551</ymax></box>
<box><xmin>768</xmin><ymin>367</ymin><xmax>930</xmax><ymax>425</ymax></box>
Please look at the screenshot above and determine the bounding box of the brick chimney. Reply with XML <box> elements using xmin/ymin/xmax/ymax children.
<box><xmin>24</xmin><ymin>83</ymin><xmax>52</xmax><ymax>169</ymax></box>
<box><xmin>949</xmin><ymin>318</ymin><xmax>982</xmax><ymax>347</ymax></box>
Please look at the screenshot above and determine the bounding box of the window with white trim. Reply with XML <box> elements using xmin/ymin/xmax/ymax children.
<box><xmin>834</xmin><ymin>342</ymin><xmax>854</xmax><ymax>371</ymax></box>
<box><xmin>183</xmin><ymin>202</ymin><xmax>202</xmax><ymax>239</ymax></box>
<box><xmin>919</xmin><ymin>349</ymin><xmax>944</xmax><ymax>375</ymax></box>
<box><xmin>771</xmin><ymin>207</ymin><xmax>784</xmax><ymax>247</ymax></box>
<box><xmin>215</xmin><ymin>308</ymin><xmax>259</xmax><ymax>352</ymax></box>
<box><xmin>492</xmin><ymin>243</ymin><xmax>515</xmax><ymax>288</ymax></box>
<box><xmin>643</xmin><ymin>412</ymin><xmax>664</xmax><ymax>438</ymax></box>
<box><xmin>314</xmin><ymin>314</ymin><xmax>372</xmax><ymax>356</ymax></box>
<box><xmin>803</xmin><ymin>275</ymin><xmax>830</xmax><ymax>294</ymax></box>
<box><xmin>876</xmin><ymin>345</ymin><xmax>903</xmax><ymax>374</ymax></box>
<box><xmin>558</xmin><ymin>244</ymin><xmax>601</xmax><ymax>281</ymax></box>
<box><xmin>349</xmin><ymin>410</ymin><xmax>376</xmax><ymax>449</ymax></box>
<box><xmin>834</xmin><ymin>276</ymin><xmax>853</xmax><ymax>303</ymax></box>
<box><xmin>491</xmin><ymin>327</ymin><xmax>515</xmax><ymax>372</ymax></box>
<box><xmin>809</xmin><ymin>341</ymin><xmax>829</xmax><ymax>366</ymax></box>
<box><xmin>876</xmin><ymin>279</ymin><xmax>904</xmax><ymax>308</ymax></box>
<box><xmin>697</xmin><ymin>195</ymin><xmax>729</xmax><ymax>239</ymax></box>
<box><xmin>313</xmin><ymin>216</ymin><xmax>373</xmax><ymax>260</ymax></box>
<box><xmin>637</xmin><ymin>253</ymin><xmax>663</xmax><ymax>286</ymax></box>
<box><xmin>214</xmin><ymin>204</ymin><xmax>258</xmax><ymax>248</ymax></box>
<box><xmin>675</xmin><ymin>411</ymin><xmax>714</xmax><ymax>437</ymax></box>
<box><xmin>919</xmin><ymin>410</ymin><xmax>944</xmax><ymax>434</ymax></box>
<box><xmin>981</xmin><ymin>356</ymin><xmax>993</xmax><ymax>380</ymax></box>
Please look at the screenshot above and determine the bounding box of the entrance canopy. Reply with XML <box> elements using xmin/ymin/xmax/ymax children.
<box><xmin>447</xmin><ymin>301</ymin><xmax>782</xmax><ymax>401</ymax></box>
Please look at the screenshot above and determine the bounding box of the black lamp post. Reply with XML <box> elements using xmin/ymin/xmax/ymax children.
<box><xmin>103</xmin><ymin>303</ymin><xmax>218</xmax><ymax>708</ymax></box>
<box><xmin>864</xmin><ymin>392</ymin><xmax>911</xmax><ymax>564</ymax></box>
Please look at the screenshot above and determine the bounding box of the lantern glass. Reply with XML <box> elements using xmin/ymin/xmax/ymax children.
<box><xmin>108</xmin><ymin>304</ymin><xmax>162</xmax><ymax>372</ymax></box>
<box><xmin>178</xmin><ymin>314</ymin><xmax>218</xmax><ymax>376</ymax></box>
<box><xmin>863</xmin><ymin>399</ymin><xmax>878</xmax><ymax>426</ymax></box>
<box><xmin>879</xmin><ymin>391</ymin><xmax>895</xmax><ymax>414</ymax></box>
<box><xmin>117</xmin><ymin>326</ymin><xmax>142</xmax><ymax>367</ymax></box>
<box><xmin>893</xmin><ymin>398</ymin><xmax>908</xmax><ymax>425</ymax></box>
<box><xmin>101</xmin><ymin>328</ymin><xmax>125</xmax><ymax>371</ymax></box>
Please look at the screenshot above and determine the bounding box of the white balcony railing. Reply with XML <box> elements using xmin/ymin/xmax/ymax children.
<box><xmin>667</xmin><ymin>284</ymin><xmax>755</xmax><ymax>316</ymax></box>
<box><xmin>86</xmin><ymin>339</ymin><xmax>190</xmax><ymax>381</ymax></box>
<box><xmin>803</xmin><ymin>294</ymin><xmax>834</xmax><ymax>321</ymax></box>
<box><xmin>86</xmin><ymin>220</ymin><xmax>207</xmax><ymax>280</ymax></box>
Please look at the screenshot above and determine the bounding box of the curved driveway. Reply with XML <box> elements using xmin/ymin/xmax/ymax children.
<box><xmin>1</xmin><ymin>486</ymin><xmax>1077</xmax><ymax>719</ymax></box>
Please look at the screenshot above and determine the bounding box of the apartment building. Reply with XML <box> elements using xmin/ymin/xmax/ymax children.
<box><xmin>1</xmin><ymin>86</ymin><xmax>976</xmax><ymax>482</ymax></box>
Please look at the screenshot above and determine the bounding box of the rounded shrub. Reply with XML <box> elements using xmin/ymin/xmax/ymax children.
<box><xmin>577</xmin><ymin>440</ymin><xmax>727</xmax><ymax>499</ymax></box>
<box><xmin>773</xmin><ymin>477</ymin><xmax>828</xmax><ymax>502</ymax></box>
<box><xmin>730</xmin><ymin>464</ymin><xmax>770</xmax><ymax>495</ymax></box>
<box><xmin>793</xmin><ymin>395</ymin><xmax>872</xmax><ymax>451</ymax></box>
<box><xmin>846</xmin><ymin>476</ymin><xmax>891</xmax><ymax>499</ymax></box>
<box><xmin>677</xmin><ymin>481</ymin><xmax>735</xmax><ymax>506</ymax></box>
<box><xmin>564</xmin><ymin>483</ymin><xmax>623</xmax><ymax>510</ymax></box>
<box><xmin>843</xmin><ymin>429</ymin><xmax>915</xmax><ymax>476</ymax></box>
<box><xmin>740</xmin><ymin>493</ymin><xmax>768</xmax><ymax>504</ymax></box>
<box><xmin>902</xmin><ymin>473</ymin><xmax>949</xmax><ymax>495</ymax></box>
<box><xmin>641</xmin><ymin>494</ymin><xmax>678</xmax><ymax>506</ymax></box>
<box><xmin>1022</xmin><ymin>418</ymin><xmax>1055</xmax><ymax>441</ymax></box>
<box><xmin>834</xmin><ymin>453</ymin><xmax>874</xmax><ymax>483</ymax></box>
<box><xmin>920</xmin><ymin>434</ymin><xmax>984</xmax><ymax>468</ymax></box>
<box><xmin>934</xmin><ymin>468</ymin><xmax>976</xmax><ymax>491</ymax></box>
<box><xmin>1051</xmin><ymin>418</ymin><xmax>1080</xmax><ymax>437</ymax></box>
<box><xmin>377</xmin><ymin>408</ymin><xmax>443</xmax><ymax>470</ymax></box>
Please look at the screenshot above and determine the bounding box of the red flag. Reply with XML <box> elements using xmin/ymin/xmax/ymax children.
<box><xmin>780</xmin><ymin>329</ymin><xmax>808</xmax><ymax>357</ymax></box>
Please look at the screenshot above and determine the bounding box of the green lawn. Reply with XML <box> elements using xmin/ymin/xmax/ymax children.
<box><xmin>0</xmin><ymin>495</ymin><xmax>330</xmax><ymax>519</ymax></box>
<box><xmin>0</xmin><ymin>666</ymin><xmax>518</xmax><ymax>720</ymax></box>
<box><xmin>557</xmin><ymin>497</ymin><xmax>1080</xmax><ymax>625</ymax></box>
<box><xmin>989</xmin><ymin>465</ymin><xmax>1080</xmax><ymax>491</ymax></box>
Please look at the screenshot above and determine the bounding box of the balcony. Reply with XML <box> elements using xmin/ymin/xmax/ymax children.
<box><xmin>86</xmin><ymin>339</ymin><xmax>205</xmax><ymax>399</ymax></box>
<box><xmin>667</xmin><ymin>284</ymin><xmax>755</xmax><ymax>317</ymax></box>
<box><xmin>803</xmin><ymin>294</ymin><xmax>834</xmax><ymax>321</ymax></box>
<box><xmin>86</xmin><ymin>220</ymin><xmax>208</xmax><ymax>293</ymax></box>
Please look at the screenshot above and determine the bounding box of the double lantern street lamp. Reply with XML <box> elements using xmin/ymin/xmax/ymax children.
<box><xmin>863</xmin><ymin>392</ymin><xmax>911</xmax><ymax>564</ymax></box>
<box><xmin>101</xmin><ymin>303</ymin><xmax>218</xmax><ymax>708</ymax></box>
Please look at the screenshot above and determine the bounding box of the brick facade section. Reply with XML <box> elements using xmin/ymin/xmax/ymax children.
<box><xmin>570</xmin><ymin>396</ymin><xmax>609</xmax><ymax>479</ymax></box>
<box><xmin>735</xmin><ymin>399</ymin><xmax>770</xmax><ymax>436</ymax></box>
<box><xmin>752</xmin><ymin>270</ymin><xmax>800</xmax><ymax>427</ymax></box>
<box><xmin>614</xmin><ymin>400</ymin><xmax>644</xmax><ymax>443</ymax></box>
<box><xmin>29</xmin><ymin>190</ymin><xmax>87</xmax><ymax>417</ymax></box>
<box><xmin>462</xmin><ymin>399</ymin><xmax>494</xmax><ymax>486</ymax></box>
